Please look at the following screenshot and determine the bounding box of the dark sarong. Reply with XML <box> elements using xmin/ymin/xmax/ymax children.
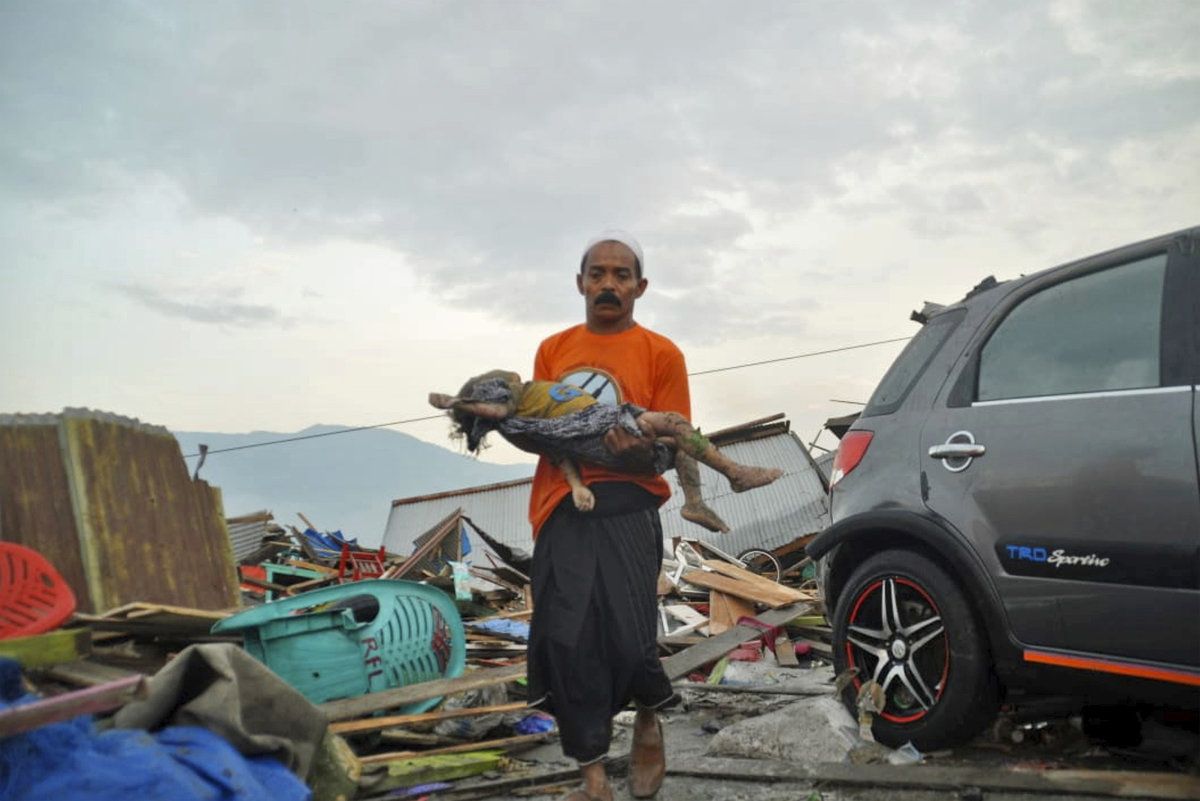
<box><xmin>527</xmin><ymin>484</ymin><xmax>675</xmax><ymax>763</ymax></box>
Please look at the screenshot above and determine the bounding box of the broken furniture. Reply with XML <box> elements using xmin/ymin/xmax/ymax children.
<box><xmin>212</xmin><ymin>579</ymin><xmax>466</xmax><ymax>714</ymax></box>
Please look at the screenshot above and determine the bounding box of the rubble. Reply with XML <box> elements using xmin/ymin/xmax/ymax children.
<box><xmin>3</xmin><ymin>413</ymin><xmax>1196</xmax><ymax>800</ymax></box>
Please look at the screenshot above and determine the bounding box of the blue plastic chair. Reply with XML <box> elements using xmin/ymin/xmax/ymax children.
<box><xmin>212</xmin><ymin>579</ymin><xmax>466</xmax><ymax>712</ymax></box>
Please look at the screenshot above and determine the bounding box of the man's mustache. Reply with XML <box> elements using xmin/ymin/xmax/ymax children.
<box><xmin>594</xmin><ymin>290</ymin><xmax>622</xmax><ymax>307</ymax></box>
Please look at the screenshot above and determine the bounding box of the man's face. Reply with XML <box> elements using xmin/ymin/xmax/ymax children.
<box><xmin>577</xmin><ymin>241</ymin><xmax>647</xmax><ymax>328</ymax></box>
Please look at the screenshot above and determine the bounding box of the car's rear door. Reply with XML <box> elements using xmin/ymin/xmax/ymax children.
<box><xmin>920</xmin><ymin>233</ymin><xmax>1200</xmax><ymax>672</ymax></box>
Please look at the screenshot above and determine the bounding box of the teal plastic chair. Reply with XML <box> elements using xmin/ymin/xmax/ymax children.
<box><xmin>212</xmin><ymin>579</ymin><xmax>465</xmax><ymax>712</ymax></box>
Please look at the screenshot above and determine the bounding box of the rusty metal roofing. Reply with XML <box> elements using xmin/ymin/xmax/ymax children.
<box><xmin>0</xmin><ymin>408</ymin><xmax>238</xmax><ymax>612</ymax></box>
<box><xmin>382</xmin><ymin>421</ymin><xmax>830</xmax><ymax>562</ymax></box>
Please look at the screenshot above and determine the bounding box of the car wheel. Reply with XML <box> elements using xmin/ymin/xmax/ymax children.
<box><xmin>832</xmin><ymin>548</ymin><xmax>996</xmax><ymax>750</ymax></box>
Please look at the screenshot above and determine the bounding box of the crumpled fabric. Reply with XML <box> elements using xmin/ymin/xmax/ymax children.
<box><xmin>0</xmin><ymin>658</ymin><xmax>309</xmax><ymax>801</ymax></box>
<box><xmin>112</xmin><ymin>643</ymin><xmax>327</xmax><ymax>778</ymax></box>
<box><xmin>465</xmin><ymin>377</ymin><xmax>674</xmax><ymax>474</ymax></box>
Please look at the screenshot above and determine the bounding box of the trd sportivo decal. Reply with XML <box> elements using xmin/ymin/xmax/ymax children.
<box><xmin>1004</xmin><ymin>546</ymin><xmax>1110</xmax><ymax>568</ymax></box>
<box><xmin>996</xmin><ymin>543</ymin><xmax>1198</xmax><ymax>590</ymax></box>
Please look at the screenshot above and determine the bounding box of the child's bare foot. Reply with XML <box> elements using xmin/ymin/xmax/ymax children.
<box><xmin>728</xmin><ymin>465</ymin><xmax>783</xmax><ymax>493</ymax></box>
<box><xmin>681</xmin><ymin>502</ymin><xmax>729</xmax><ymax>533</ymax></box>
<box><xmin>571</xmin><ymin>485</ymin><xmax>595</xmax><ymax>512</ymax></box>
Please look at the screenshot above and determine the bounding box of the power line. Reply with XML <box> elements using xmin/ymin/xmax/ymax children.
<box><xmin>182</xmin><ymin>414</ymin><xmax>445</xmax><ymax>458</ymax></box>
<box><xmin>181</xmin><ymin>334</ymin><xmax>911</xmax><ymax>458</ymax></box>
<box><xmin>686</xmin><ymin>336</ymin><xmax>911</xmax><ymax>376</ymax></box>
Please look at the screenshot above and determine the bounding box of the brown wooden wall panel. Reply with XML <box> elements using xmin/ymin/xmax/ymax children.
<box><xmin>62</xmin><ymin>414</ymin><xmax>238</xmax><ymax>611</ymax></box>
<box><xmin>0</xmin><ymin>420</ymin><xmax>94</xmax><ymax>610</ymax></box>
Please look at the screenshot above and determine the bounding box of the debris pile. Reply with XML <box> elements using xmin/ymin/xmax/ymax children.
<box><xmin>2</xmin><ymin>504</ymin><xmax>836</xmax><ymax>799</ymax></box>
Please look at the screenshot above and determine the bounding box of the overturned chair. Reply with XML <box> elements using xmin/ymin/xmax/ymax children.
<box><xmin>212</xmin><ymin>579</ymin><xmax>466</xmax><ymax>713</ymax></box>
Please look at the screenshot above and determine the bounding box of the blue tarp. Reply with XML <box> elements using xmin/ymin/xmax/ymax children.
<box><xmin>465</xmin><ymin>618</ymin><xmax>530</xmax><ymax>642</ymax></box>
<box><xmin>0</xmin><ymin>659</ymin><xmax>309</xmax><ymax>801</ymax></box>
<box><xmin>299</xmin><ymin>527</ymin><xmax>359</xmax><ymax>558</ymax></box>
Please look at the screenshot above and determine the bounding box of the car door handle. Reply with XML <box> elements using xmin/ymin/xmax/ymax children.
<box><xmin>928</xmin><ymin>443</ymin><xmax>986</xmax><ymax>459</ymax></box>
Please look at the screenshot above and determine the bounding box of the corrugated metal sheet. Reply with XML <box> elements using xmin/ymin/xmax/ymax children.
<box><xmin>383</xmin><ymin>478</ymin><xmax>534</xmax><ymax>561</ymax></box>
<box><xmin>0</xmin><ymin>409</ymin><xmax>238</xmax><ymax>612</ymax></box>
<box><xmin>0</xmin><ymin>414</ymin><xmax>94</xmax><ymax>609</ymax></box>
<box><xmin>226</xmin><ymin>511</ymin><xmax>275</xmax><ymax>563</ymax></box>
<box><xmin>382</xmin><ymin>428</ymin><xmax>830</xmax><ymax>562</ymax></box>
<box><xmin>659</xmin><ymin>430</ymin><xmax>831</xmax><ymax>557</ymax></box>
<box><xmin>814</xmin><ymin>450</ymin><xmax>834</xmax><ymax>482</ymax></box>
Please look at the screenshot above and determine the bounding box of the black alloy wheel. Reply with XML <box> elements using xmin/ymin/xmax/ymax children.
<box><xmin>832</xmin><ymin>548</ymin><xmax>997</xmax><ymax>749</ymax></box>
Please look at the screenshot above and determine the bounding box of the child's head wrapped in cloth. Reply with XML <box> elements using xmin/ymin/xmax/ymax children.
<box><xmin>429</xmin><ymin>370</ymin><xmax>785</xmax><ymax>533</ymax></box>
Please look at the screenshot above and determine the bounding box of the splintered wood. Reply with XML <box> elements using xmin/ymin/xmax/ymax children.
<box><xmin>680</xmin><ymin>560</ymin><xmax>813</xmax><ymax>608</ymax></box>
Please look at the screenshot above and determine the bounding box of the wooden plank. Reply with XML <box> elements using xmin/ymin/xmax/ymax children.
<box><xmin>359</xmin><ymin>732</ymin><xmax>551</xmax><ymax>765</ymax></box>
<box><xmin>362</xmin><ymin>752</ymin><xmax>507</xmax><ymax>795</ymax></box>
<box><xmin>700</xmin><ymin>560</ymin><xmax>809</xmax><ymax>603</ymax></box>
<box><xmin>663</xmin><ymin>756</ymin><xmax>1200</xmax><ymax>800</ymax></box>
<box><xmin>708</xmin><ymin>590</ymin><xmax>754</xmax><ymax>636</ymax></box>
<box><xmin>661</xmin><ymin>601</ymin><xmax>813</xmax><ymax>679</ymax></box>
<box><xmin>368</xmin><ymin>756</ymin><xmax>630</xmax><ymax>801</ymax></box>
<box><xmin>330</xmin><ymin>701</ymin><xmax>528</xmax><ymax>736</ymax></box>
<box><xmin>681</xmin><ymin>569</ymin><xmax>798</xmax><ymax>608</ymax></box>
<box><xmin>774</xmin><ymin>635</ymin><xmax>800</xmax><ymax>667</ymax></box>
<box><xmin>813</xmin><ymin>763</ymin><xmax>1200</xmax><ymax>800</ymax></box>
<box><xmin>0</xmin><ymin>628</ymin><xmax>91</xmax><ymax>668</ymax></box>
<box><xmin>42</xmin><ymin>659</ymin><xmax>141</xmax><ymax>688</ymax></box>
<box><xmin>320</xmin><ymin>663</ymin><xmax>526</xmax><ymax>722</ymax></box>
<box><xmin>672</xmin><ymin>682</ymin><xmax>827</xmax><ymax>697</ymax></box>
<box><xmin>0</xmin><ymin>674</ymin><xmax>146</xmax><ymax>738</ymax></box>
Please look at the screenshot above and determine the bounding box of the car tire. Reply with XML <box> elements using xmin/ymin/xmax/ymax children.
<box><xmin>832</xmin><ymin>548</ymin><xmax>996</xmax><ymax>750</ymax></box>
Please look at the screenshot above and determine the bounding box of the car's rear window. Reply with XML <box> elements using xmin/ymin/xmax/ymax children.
<box><xmin>861</xmin><ymin>309</ymin><xmax>965</xmax><ymax>417</ymax></box>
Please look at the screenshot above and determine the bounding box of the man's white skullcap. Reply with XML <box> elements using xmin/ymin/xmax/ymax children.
<box><xmin>582</xmin><ymin>229</ymin><xmax>644</xmax><ymax>269</ymax></box>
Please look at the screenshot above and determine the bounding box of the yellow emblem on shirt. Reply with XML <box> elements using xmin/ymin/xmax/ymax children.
<box><xmin>515</xmin><ymin>381</ymin><xmax>598</xmax><ymax>419</ymax></box>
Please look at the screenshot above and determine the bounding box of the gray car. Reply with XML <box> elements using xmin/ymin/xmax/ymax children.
<box><xmin>808</xmin><ymin>227</ymin><xmax>1200</xmax><ymax>749</ymax></box>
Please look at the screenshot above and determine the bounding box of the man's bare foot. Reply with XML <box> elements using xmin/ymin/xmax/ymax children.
<box><xmin>572</xmin><ymin>485</ymin><xmax>596</xmax><ymax>512</ymax></box>
<box><xmin>428</xmin><ymin>392</ymin><xmax>456</xmax><ymax>409</ymax></box>
<box><xmin>727</xmin><ymin>465</ymin><xmax>784</xmax><ymax>493</ymax></box>
<box><xmin>680</xmin><ymin>502</ymin><xmax>729</xmax><ymax>533</ymax></box>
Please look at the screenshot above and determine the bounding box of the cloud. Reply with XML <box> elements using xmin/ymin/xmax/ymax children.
<box><xmin>3</xmin><ymin>0</ymin><xmax>1198</xmax><ymax>338</ymax></box>
<box><xmin>111</xmin><ymin>283</ymin><xmax>290</xmax><ymax>327</ymax></box>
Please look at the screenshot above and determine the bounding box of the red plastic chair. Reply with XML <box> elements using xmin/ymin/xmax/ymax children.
<box><xmin>0</xmin><ymin>542</ymin><xmax>77</xmax><ymax>639</ymax></box>
<box><xmin>337</xmin><ymin>543</ymin><xmax>387</xmax><ymax>582</ymax></box>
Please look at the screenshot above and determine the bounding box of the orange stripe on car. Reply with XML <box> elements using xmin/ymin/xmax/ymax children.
<box><xmin>1024</xmin><ymin>649</ymin><xmax>1200</xmax><ymax>687</ymax></box>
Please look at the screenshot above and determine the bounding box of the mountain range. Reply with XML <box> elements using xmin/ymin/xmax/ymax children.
<box><xmin>172</xmin><ymin>425</ymin><xmax>533</xmax><ymax>547</ymax></box>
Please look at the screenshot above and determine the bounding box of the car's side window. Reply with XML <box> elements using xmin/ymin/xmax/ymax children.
<box><xmin>977</xmin><ymin>254</ymin><xmax>1167</xmax><ymax>402</ymax></box>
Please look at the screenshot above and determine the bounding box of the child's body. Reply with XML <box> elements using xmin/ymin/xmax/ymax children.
<box><xmin>429</xmin><ymin>370</ymin><xmax>783</xmax><ymax>533</ymax></box>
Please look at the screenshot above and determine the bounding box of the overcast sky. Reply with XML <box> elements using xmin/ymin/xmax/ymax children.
<box><xmin>2</xmin><ymin>0</ymin><xmax>1197</xmax><ymax>467</ymax></box>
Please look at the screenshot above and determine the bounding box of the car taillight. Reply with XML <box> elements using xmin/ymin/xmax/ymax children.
<box><xmin>830</xmin><ymin>430</ymin><xmax>873</xmax><ymax>488</ymax></box>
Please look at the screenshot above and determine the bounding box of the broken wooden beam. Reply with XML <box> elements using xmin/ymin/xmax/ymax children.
<box><xmin>0</xmin><ymin>628</ymin><xmax>91</xmax><ymax>668</ymax></box>
<box><xmin>661</xmin><ymin>601</ymin><xmax>813</xmax><ymax>679</ymax></box>
<box><xmin>358</xmin><ymin>732</ymin><xmax>551</xmax><ymax>765</ymax></box>
<box><xmin>331</xmin><ymin>701</ymin><xmax>528</xmax><ymax>737</ymax></box>
<box><xmin>320</xmin><ymin>663</ymin><xmax>526</xmax><ymax>722</ymax></box>
<box><xmin>0</xmin><ymin>674</ymin><xmax>147</xmax><ymax>738</ymax></box>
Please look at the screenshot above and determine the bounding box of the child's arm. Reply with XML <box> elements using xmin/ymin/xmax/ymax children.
<box><xmin>555</xmin><ymin>457</ymin><xmax>595</xmax><ymax>512</ymax></box>
<box><xmin>428</xmin><ymin>393</ymin><xmax>511</xmax><ymax>420</ymax></box>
